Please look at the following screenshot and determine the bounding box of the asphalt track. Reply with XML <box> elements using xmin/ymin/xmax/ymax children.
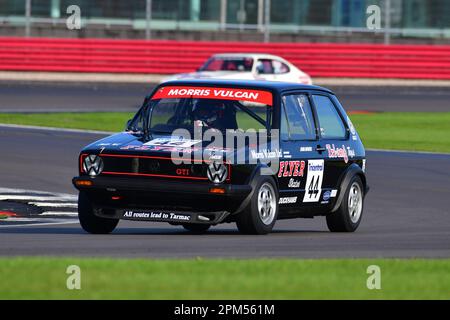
<box><xmin>0</xmin><ymin>81</ymin><xmax>449</xmax><ymax>113</ymax></box>
<box><xmin>0</xmin><ymin>125</ymin><xmax>449</xmax><ymax>258</ymax></box>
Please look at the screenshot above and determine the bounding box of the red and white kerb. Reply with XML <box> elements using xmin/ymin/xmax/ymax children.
<box><xmin>151</xmin><ymin>86</ymin><xmax>273</xmax><ymax>106</ymax></box>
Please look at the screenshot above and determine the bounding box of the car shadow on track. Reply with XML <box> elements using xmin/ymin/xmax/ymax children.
<box><xmin>0</xmin><ymin>226</ymin><xmax>330</xmax><ymax>236</ymax></box>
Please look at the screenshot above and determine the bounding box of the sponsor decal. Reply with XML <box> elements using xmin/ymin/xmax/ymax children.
<box><xmin>151</xmin><ymin>86</ymin><xmax>273</xmax><ymax>106</ymax></box>
<box><xmin>251</xmin><ymin>149</ymin><xmax>282</xmax><ymax>159</ymax></box>
<box><xmin>347</xmin><ymin>147</ymin><xmax>356</xmax><ymax>158</ymax></box>
<box><xmin>322</xmin><ymin>190</ymin><xmax>337</xmax><ymax>203</ymax></box>
<box><xmin>326</xmin><ymin>144</ymin><xmax>350</xmax><ymax>163</ymax></box>
<box><xmin>120</xmin><ymin>144</ymin><xmax>200</xmax><ymax>153</ymax></box>
<box><xmin>303</xmin><ymin>159</ymin><xmax>324</xmax><ymax>203</ymax></box>
<box><xmin>208</xmin><ymin>153</ymin><xmax>223</xmax><ymax>161</ymax></box>
<box><xmin>144</xmin><ymin>137</ymin><xmax>201</xmax><ymax>148</ymax></box>
<box><xmin>282</xmin><ymin>151</ymin><xmax>292</xmax><ymax>159</ymax></box>
<box><xmin>362</xmin><ymin>159</ymin><xmax>366</xmax><ymax>172</ymax></box>
<box><xmin>97</xmin><ymin>143</ymin><xmax>120</xmax><ymax>147</ymax></box>
<box><xmin>279</xmin><ymin>196</ymin><xmax>297</xmax><ymax>204</ymax></box>
<box><xmin>123</xmin><ymin>210</ymin><xmax>191</xmax><ymax>221</ymax></box>
<box><xmin>300</xmin><ymin>146</ymin><xmax>313</xmax><ymax>152</ymax></box>
<box><xmin>288</xmin><ymin>178</ymin><xmax>301</xmax><ymax>188</ymax></box>
<box><xmin>278</xmin><ymin>160</ymin><xmax>305</xmax><ymax>177</ymax></box>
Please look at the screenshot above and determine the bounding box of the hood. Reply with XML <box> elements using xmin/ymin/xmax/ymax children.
<box><xmin>82</xmin><ymin>132</ymin><xmax>277</xmax><ymax>164</ymax></box>
<box><xmin>83</xmin><ymin>132</ymin><xmax>234</xmax><ymax>161</ymax></box>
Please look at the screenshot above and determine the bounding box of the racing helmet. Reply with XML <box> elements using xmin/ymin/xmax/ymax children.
<box><xmin>192</xmin><ymin>99</ymin><xmax>225</xmax><ymax>126</ymax></box>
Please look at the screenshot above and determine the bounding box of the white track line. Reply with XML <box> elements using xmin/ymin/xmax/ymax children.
<box><xmin>2</xmin><ymin>124</ymin><xmax>449</xmax><ymax>156</ymax></box>
<box><xmin>0</xmin><ymin>187</ymin><xmax>76</xmax><ymax>198</ymax></box>
<box><xmin>1</xmin><ymin>124</ymin><xmax>449</xmax><ymax>156</ymax></box>
<box><xmin>39</xmin><ymin>212</ymin><xmax>78</xmax><ymax>216</ymax></box>
<box><xmin>28</xmin><ymin>202</ymin><xmax>77</xmax><ymax>208</ymax></box>
<box><xmin>0</xmin><ymin>220</ymin><xmax>79</xmax><ymax>228</ymax></box>
<box><xmin>0</xmin><ymin>195</ymin><xmax>76</xmax><ymax>201</ymax></box>
<box><xmin>0</xmin><ymin>123</ymin><xmax>112</xmax><ymax>135</ymax></box>
<box><xmin>367</xmin><ymin>148</ymin><xmax>450</xmax><ymax>156</ymax></box>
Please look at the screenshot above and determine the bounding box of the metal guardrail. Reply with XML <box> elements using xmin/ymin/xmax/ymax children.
<box><xmin>1</xmin><ymin>16</ymin><xmax>449</xmax><ymax>40</ymax></box>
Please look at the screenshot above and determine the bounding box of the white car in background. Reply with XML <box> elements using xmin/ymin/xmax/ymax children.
<box><xmin>162</xmin><ymin>53</ymin><xmax>312</xmax><ymax>85</ymax></box>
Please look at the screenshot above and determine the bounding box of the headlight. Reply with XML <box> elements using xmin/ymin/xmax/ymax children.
<box><xmin>206</xmin><ymin>162</ymin><xmax>227</xmax><ymax>184</ymax></box>
<box><xmin>83</xmin><ymin>154</ymin><xmax>104</xmax><ymax>176</ymax></box>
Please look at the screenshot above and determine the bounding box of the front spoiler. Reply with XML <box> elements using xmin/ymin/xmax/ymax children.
<box><xmin>96</xmin><ymin>207</ymin><xmax>230</xmax><ymax>225</ymax></box>
<box><xmin>73</xmin><ymin>175</ymin><xmax>253</xmax><ymax>221</ymax></box>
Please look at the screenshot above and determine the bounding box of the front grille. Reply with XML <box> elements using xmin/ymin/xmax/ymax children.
<box><xmin>83</xmin><ymin>153</ymin><xmax>209</xmax><ymax>181</ymax></box>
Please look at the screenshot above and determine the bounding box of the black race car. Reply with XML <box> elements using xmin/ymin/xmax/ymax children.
<box><xmin>73</xmin><ymin>80</ymin><xmax>368</xmax><ymax>235</ymax></box>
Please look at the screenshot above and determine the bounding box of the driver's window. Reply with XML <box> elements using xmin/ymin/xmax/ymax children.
<box><xmin>281</xmin><ymin>94</ymin><xmax>316</xmax><ymax>141</ymax></box>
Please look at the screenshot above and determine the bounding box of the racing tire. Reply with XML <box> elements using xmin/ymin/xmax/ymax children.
<box><xmin>236</xmin><ymin>176</ymin><xmax>279</xmax><ymax>235</ymax></box>
<box><xmin>326</xmin><ymin>175</ymin><xmax>364</xmax><ymax>232</ymax></box>
<box><xmin>182</xmin><ymin>224</ymin><xmax>211</xmax><ymax>233</ymax></box>
<box><xmin>78</xmin><ymin>192</ymin><xmax>119</xmax><ymax>234</ymax></box>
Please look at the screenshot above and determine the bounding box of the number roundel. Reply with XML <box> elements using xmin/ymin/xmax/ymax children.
<box><xmin>303</xmin><ymin>160</ymin><xmax>324</xmax><ymax>203</ymax></box>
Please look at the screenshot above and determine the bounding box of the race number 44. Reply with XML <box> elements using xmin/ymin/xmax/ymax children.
<box><xmin>303</xmin><ymin>160</ymin><xmax>324</xmax><ymax>203</ymax></box>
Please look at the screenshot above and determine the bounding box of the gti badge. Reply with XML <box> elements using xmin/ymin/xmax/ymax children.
<box><xmin>83</xmin><ymin>154</ymin><xmax>104</xmax><ymax>176</ymax></box>
<box><xmin>207</xmin><ymin>162</ymin><xmax>227</xmax><ymax>184</ymax></box>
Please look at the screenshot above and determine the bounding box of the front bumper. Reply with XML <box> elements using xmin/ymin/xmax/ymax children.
<box><xmin>72</xmin><ymin>176</ymin><xmax>252</xmax><ymax>223</ymax></box>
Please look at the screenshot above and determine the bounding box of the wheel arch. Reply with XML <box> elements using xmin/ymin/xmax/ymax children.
<box><xmin>331</xmin><ymin>163</ymin><xmax>368</xmax><ymax>213</ymax></box>
<box><xmin>233</xmin><ymin>163</ymin><xmax>278</xmax><ymax>215</ymax></box>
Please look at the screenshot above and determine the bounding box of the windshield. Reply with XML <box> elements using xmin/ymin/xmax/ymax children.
<box><xmin>128</xmin><ymin>86</ymin><xmax>272</xmax><ymax>135</ymax></box>
<box><xmin>200</xmin><ymin>57</ymin><xmax>254</xmax><ymax>72</ymax></box>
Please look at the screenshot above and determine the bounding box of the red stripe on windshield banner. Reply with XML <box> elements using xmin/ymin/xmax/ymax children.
<box><xmin>151</xmin><ymin>86</ymin><xmax>273</xmax><ymax>106</ymax></box>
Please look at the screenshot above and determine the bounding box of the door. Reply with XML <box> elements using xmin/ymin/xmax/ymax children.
<box><xmin>310</xmin><ymin>94</ymin><xmax>351</xmax><ymax>205</ymax></box>
<box><xmin>277</xmin><ymin>92</ymin><xmax>324</xmax><ymax>210</ymax></box>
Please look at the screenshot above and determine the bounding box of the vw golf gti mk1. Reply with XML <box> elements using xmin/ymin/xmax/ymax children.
<box><xmin>73</xmin><ymin>80</ymin><xmax>368</xmax><ymax>235</ymax></box>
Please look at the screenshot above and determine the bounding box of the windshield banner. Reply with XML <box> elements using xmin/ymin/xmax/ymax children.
<box><xmin>151</xmin><ymin>86</ymin><xmax>273</xmax><ymax>106</ymax></box>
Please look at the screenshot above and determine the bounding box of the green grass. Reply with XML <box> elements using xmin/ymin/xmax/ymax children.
<box><xmin>350</xmin><ymin>112</ymin><xmax>450</xmax><ymax>153</ymax></box>
<box><xmin>0</xmin><ymin>112</ymin><xmax>449</xmax><ymax>153</ymax></box>
<box><xmin>0</xmin><ymin>258</ymin><xmax>449</xmax><ymax>299</ymax></box>
<box><xmin>0</xmin><ymin>112</ymin><xmax>134</xmax><ymax>132</ymax></box>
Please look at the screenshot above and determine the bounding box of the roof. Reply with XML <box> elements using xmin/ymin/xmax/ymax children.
<box><xmin>212</xmin><ymin>53</ymin><xmax>284</xmax><ymax>60</ymax></box>
<box><xmin>160</xmin><ymin>79</ymin><xmax>334</xmax><ymax>95</ymax></box>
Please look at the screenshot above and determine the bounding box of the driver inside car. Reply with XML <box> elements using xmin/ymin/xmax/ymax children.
<box><xmin>191</xmin><ymin>99</ymin><xmax>237</xmax><ymax>131</ymax></box>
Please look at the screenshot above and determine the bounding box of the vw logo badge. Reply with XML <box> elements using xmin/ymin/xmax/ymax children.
<box><xmin>207</xmin><ymin>162</ymin><xmax>227</xmax><ymax>184</ymax></box>
<box><xmin>83</xmin><ymin>154</ymin><xmax>104</xmax><ymax>176</ymax></box>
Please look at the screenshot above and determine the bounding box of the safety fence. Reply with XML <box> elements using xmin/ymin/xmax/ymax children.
<box><xmin>1</xmin><ymin>37</ymin><xmax>449</xmax><ymax>79</ymax></box>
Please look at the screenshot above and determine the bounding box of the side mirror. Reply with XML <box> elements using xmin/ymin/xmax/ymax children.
<box><xmin>125</xmin><ymin>119</ymin><xmax>132</xmax><ymax>130</ymax></box>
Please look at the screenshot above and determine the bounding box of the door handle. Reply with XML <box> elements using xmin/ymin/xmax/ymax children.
<box><xmin>316</xmin><ymin>145</ymin><xmax>326</xmax><ymax>153</ymax></box>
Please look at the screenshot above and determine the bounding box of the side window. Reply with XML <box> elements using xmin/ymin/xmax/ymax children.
<box><xmin>273</xmin><ymin>60</ymin><xmax>290</xmax><ymax>74</ymax></box>
<box><xmin>281</xmin><ymin>94</ymin><xmax>316</xmax><ymax>141</ymax></box>
<box><xmin>312</xmin><ymin>95</ymin><xmax>347</xmax><ymax>139</ymax></box>
<box><xmin>256</xmin><ymin>59</ymin><xmax>274</xmax><ymax>74</ymax></box>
